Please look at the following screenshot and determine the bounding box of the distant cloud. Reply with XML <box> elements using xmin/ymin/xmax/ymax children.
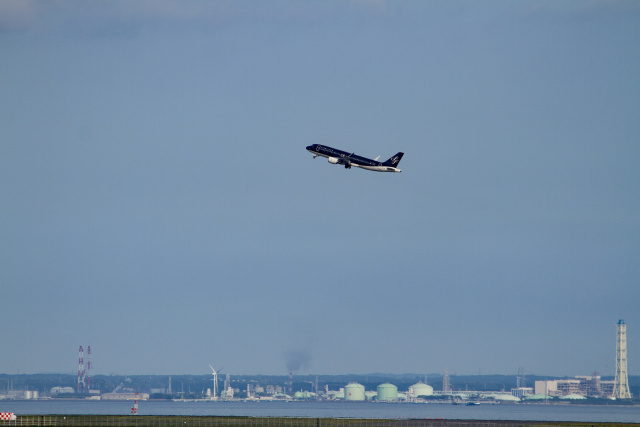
<box><xmin>349</xmin><ymin>0</ymin><xmax>386</xmax><ymax>8</ymax></box>
<box><xmin>0</xmin><ymin>0</ymin><xmax>244</xmax><ymax>35</ymax></box>
<box><xmin>0</xmin><ymin>0</ymin><xmax>401</xmax><ymax>36</ymax></box>
<box><xmin>524</xmin><ymin>0</ymin><xmax>640</xmax><ymax>16</ymax></box>
<box><xmin>0</xmin><ymin>0</ymin><xmax>42</xmax><ymax>32</ymax></box>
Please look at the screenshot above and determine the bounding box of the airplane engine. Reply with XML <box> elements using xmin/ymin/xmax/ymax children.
<box><xmin>328</xmin><ymin>157</ymin><xmax>339</xmax><ymax>164</ymax></box>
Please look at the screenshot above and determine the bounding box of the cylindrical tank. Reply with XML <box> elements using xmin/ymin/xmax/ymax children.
<box><xmin>24</xmin><ymin>391</ymin><xmax>33</xmax><ymax>399</ymax></box>
<box><xmin>410</xmin><ymin>382</ymin><xmax>433</xmax><ymax>398</ymax></box>
<box><xmin>377</xmin><ymin>383</ymin><xmax>398</xmax><ymax>401</ymax></box>
<box><xmin>32</xmin><ymin>391</ymin><xmax>39</xmax><ymax>399</ymax></box>
<box><xmin>344</xmin><ymin>382</ymin><xmax>365</xmax><ymax>401</ymax></box>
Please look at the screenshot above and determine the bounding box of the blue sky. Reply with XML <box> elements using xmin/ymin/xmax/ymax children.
<box><xmin>1</xmin><ymin>1</ymin><xmax>639</xmax><ymax>377</ymax></box>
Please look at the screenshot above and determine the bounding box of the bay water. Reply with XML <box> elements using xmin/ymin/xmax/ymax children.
<box><xmin>1</xmin><ymin>400</ymin><xmax>639</xmax><ymax>423</ymax></box>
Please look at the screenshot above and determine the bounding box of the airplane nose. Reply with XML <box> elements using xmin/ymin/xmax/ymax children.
<box><xmin>306</xmin><ymin>145</ymin><xmax>313</xmax><ymax>151</ymax></box>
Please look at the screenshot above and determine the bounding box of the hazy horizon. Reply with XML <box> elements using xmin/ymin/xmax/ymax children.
<box><xmin>2</xmin><ymin>371</ymin><xmax>632</xmax><ymax>380</ymax></box>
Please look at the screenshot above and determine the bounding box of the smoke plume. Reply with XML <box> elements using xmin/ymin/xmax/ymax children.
<box><xmin>285</xmin><ymin>349</ymin><xmax>312</xmax><ymax>373</ymax></box>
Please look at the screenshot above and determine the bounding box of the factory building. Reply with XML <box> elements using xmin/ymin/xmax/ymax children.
<box><xmin>575</xmin><ymin>375</ymin><xmax>614</xmax><ymax>397</ymax></box>
<box><xmin>102</xmin><ymin>392</ymin><xmax>149</xmax><ymax>400</ymax></box>
<box><xmin>535</xmin><ymin>380</ymin><xmax>557</xmax><ymax>396</ymax></box>
<box><xmin>535</xmin><ymin>376</ymin><xmax>615</xmax><ymax>398</ymax></box>
<box><xmin>511</xmin><ymin>387</ymin><xmax>533</xmax><ymax>398</ymax></box>
<box><xmin>50</xmin><ymin>387</ymin><xmax>76</xmax><ymax>395</ymax></box>
<box><xmin>557</xmin><ymin>379</ymin><xmax>581</xmax><ymax>396</ymax></box>
<box><xmin>265</xmin><ymin>385</ymin><xmax>282</xmax><ymax>395</ymax></box>
<box><xmin>293</xmin><ymin>391</ymin><xmax>315</xmax><ymax>399</ymax></box>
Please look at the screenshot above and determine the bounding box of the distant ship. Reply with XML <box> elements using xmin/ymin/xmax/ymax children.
<box><xmin>466</xmin><ymin>402</ymin><xmax>480</xmax><ymax>406</ymax></box>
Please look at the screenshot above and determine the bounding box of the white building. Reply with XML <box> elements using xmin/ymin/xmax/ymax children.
<box><xmin>50</xmin><ymin>387</ymin><xmax>75</xmax><ymax>395</ymax></box>
<box><xmin>511</xmin><ymin>387</ymin><xmax>533</xmax><ymax>398</ymax></box>
<box><xmin>534</xmin><ymin>380</ymin><xmax>557</xmax><ymax>396</ymax></box>
<box><xmin>535</xmin><ymin>377</ymin><xmax>615</xmax><ymax>397</ymax></box>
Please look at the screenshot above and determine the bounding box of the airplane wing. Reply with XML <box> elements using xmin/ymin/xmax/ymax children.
<box><xmin>343</xmin><ymin>153</ymin><xmax>355</xmax><ymax>169</ymax></box>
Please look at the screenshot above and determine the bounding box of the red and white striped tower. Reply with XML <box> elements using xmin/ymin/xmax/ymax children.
<box><xmin>77</xmin><ymin>346</ymin><xmax>86</xmax><ymax>393</ymax></box>
<box><xmin>86</xmin><ymin>346</ymin><xmax>92</xmax><ymax>391</ymax></box>
<box><xmin>131</xmin><ymin>394</ymin><xmax>139</xmax><ymax>415</ymax></box>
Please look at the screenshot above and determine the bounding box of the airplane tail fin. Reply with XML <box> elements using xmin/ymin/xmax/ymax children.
<box><xmin>382</xmin><ymin>152</ymin><xmax>404</xmax><ymax>167</ymax></box>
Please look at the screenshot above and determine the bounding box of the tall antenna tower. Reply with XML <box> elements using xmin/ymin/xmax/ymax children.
<box><xmin>613</xmin><ymin>319</ymin><xmax>632</xmax><ymax>398</ymax></box>
<box><xmin>86</xmin><ymin>346</ymin><xmax>92</xmax><ymax>391</ymax></box>
<box><xmin>516</xmin><ymin>367</ymin><xmax>525</xmax><ymax>388</ymax></box>
<box><xmin>442</xmin><ymin>370</ymin><xmax>450</xmax><ymax>394</ymax></box>
<box><xmin>77</xmin><ymin>346</ymin><xmax>86</xmax><ymax>393</ymax></box>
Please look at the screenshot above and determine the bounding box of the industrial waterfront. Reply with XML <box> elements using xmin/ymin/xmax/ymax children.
<box><xmin>1</xmin><ymin>320</ymin><xmax>636</xmax><ymax>424</ymax></box>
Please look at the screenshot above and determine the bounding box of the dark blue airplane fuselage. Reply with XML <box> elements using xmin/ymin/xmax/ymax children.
<box><xmin>306</xmin><ymin>144</ymin><xmax>403</xmax><ymax>172</ymax></box>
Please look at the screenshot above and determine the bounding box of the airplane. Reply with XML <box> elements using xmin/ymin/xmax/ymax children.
<box><xmin>306</xmin><ymin>144</ymin><xmax>404</xmax><ymax>172</ymax></box>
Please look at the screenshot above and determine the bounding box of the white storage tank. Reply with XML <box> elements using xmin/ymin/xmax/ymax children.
<box><xmin>410</xmin><ymin>382</ymin><xmax>433</xmax><ymax>398</ymax></box>
<box><xmin>344</xmin><ymin>382</ymin><xmax>365</xmax><ymax>401</ymax></box>
<box><xmin>377</xmin><ymin>383</ymin><xmax>398</xmax><ymax>401</ymax></box>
